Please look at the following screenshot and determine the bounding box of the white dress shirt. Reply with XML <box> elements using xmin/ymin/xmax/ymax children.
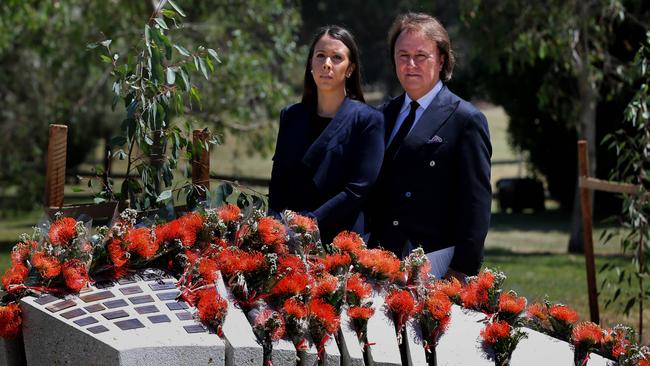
<box><xmin>387</xmin><ymin>81</ymin><xmax>443</xmax><ymax>146</ymax></box>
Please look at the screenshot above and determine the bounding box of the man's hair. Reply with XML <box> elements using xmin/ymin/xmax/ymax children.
<box><xmin>388</xmin><ymin>12</ymin><xmax>455</xmax><ymax>82</ymax></box>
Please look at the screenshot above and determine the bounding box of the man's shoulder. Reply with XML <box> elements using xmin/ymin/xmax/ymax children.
<box><xmin>442</xmin><ymin>87</ymin><xmax>482</xmax><ymax>117</ymax></box>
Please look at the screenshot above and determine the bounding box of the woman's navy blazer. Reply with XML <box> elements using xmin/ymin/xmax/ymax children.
<box><xmin>268</xmin><ymin>97</ymin><xmax>384</xmax><ymax>242</ymax></box>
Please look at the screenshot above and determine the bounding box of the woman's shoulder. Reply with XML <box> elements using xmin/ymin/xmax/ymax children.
<box><xmin>281</xmin><ymin>102</ymin><xmax>310</xmax><ymax>120</ymax></box>
<box><xmin>345</xmin><ymin>99</ymin><xmax>383</xmax><ymax>126</ymax></box>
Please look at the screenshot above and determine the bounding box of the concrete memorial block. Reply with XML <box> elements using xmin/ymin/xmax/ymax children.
<box><xmin>323</xmin><ymin>333</ymin><xmax>341</xmax><ymax>366</ymax></box>
<box><xmin>297</xmin><ymin>337</ymin><xmax>319</xmax><ymax>366</ymax></box>
<box><xmin>404</xmin><ymin>319</ymin><xmax>426</xmax><ymax>366</ymax></box>
<box><xmin>0</xmin><ymin>335</ymin><xmax>25</xmax><ymax>366</ymax></box>
<box><xmin>271</xmin><ymin>338</ymin><xmax>298</xmax><ymax>366</ymax></box>
<box><xmin>338</xmin><ymin>308</ymin><xmax>365</xmax><ymax>366</ymax></box>
<box><xmin>20</xmin><ymin>269</ymin><xmax>225</xmax><ymax>366</ymax></box>
<box><xmin>214</xmin><ymin>272</ymin><xmax>264</xmax><ymax>366</ymax></box>
<box><xmin>366</xmin><ymin>291</ymin><xmax>401</xmax><ymax>366</ymax></box>
<box><xmin>436</xmin><ymin>305</ymin><xmax>494</xmax><ymax>366</ymax></box>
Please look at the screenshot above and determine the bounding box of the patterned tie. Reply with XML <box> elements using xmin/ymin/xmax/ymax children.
<box><xmin>386</xmin><ymin>100</ymin><xmax>419</xmax><ymax>159</ymax></box>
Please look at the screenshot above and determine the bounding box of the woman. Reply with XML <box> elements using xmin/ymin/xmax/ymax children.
<box><xmin>268</xmin><ymin>25</ymin><xmax>384</xmax><ymax>244</ymax></box>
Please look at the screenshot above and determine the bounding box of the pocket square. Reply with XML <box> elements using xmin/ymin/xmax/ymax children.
<box><xmin>428</xmin><ymin>135</ymin><xmax>444</xmax><ymax>143</ymax></box>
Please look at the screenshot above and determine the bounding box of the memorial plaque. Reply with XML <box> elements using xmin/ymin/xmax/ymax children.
<box><xmin>114</xmin><ymin>319</ymin><xmax>145</xmax><ymax>331</ymax></box>
<box><xmin>166</xmin><ymin>301</ymin><xmax>189</xmax><ymax>311</ymax></box>
<box><xmin>183</xmin><ymin>325</ymin><xmax>207</xmax><ymax>334</ymax></box>
<box><xmin>103</xmin><ymin>299</ymin><xmax>128</xmax><ymax>309</ymax></box>
<box><xmin>148</xmin><ymin>314</ymin><xmax>171</xmax><ymax>323</ymax></box>
<box><xmin>175</xmin><ymin>311</ymin><xmax>193</xmax><ymax>321</ymax></box>
<box><xmin>79</xmin><ymin>290</ymin><xmax>114</xmax><ymax>303</ymax></box>
<box><xmin>74</xmin><ymin>317</ymin><xmax>99</xmax><ymax>326</ymax></box>
<box><xmin>60</xmin><ymin>308</ymin><xmax>86</xmax><ymax>319</ymax></box>
<box><xmin>83</xmin><ymin>303</ymin><xmax>105</xmax><ymax>313</ymax></box>
<box><xmin>119</xmin><ymin>286</ymin><xmax>143</xmax><ymax>295</ymax></box>
<box><xmin>87</xmin><ymin>325</ymin><xmax>109</xmax><ymax>334</ymax></box>
<box><xmin>102</xmin><ymin>310</ymin><xmax>129</xmax><ymax>320</ymax></box>
<box><xmin>46</xmin><ymin>299</ymin><xmax>76</xmax><ymax>313</ymax></box>
<box><xmin>156</xmin><ymin>291</ymin><xmax>180</xmax><ymax>301</ymax></box>
<box><xmin>128</xmin><ymin>294</ymin><xmax>154</xmax><ymax>305</ymax></box>
<box><xmin>34</xmin><ymin>294</ymin><xmax>60</xmax><ymax>305</ymax></box>
<box><xmin>149</xmin><ymin>282</ymin><xmax>176</xmax><ymax>291</ymax></box>
<box><xmin>117</xmin><ymin>276</ymin><xmax>137</xmax><ymax>285</ymax></box>
<box><xmin>134</xmin><ymin>305</ymin><xmax>158</xmax><ymax>315</ymax></box>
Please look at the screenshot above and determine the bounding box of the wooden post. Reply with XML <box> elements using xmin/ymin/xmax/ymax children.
<box><xmin>577</xmin><ymin>140</ymin><xmax>599</xmax><ymax>323</ymax></box>
<box><xmin>44</xmin><ymin>124</ymin><xmax>68</xmax><ymax>208</ymax></box>
<box><xmin>192</xmin><ymin>129</ymin><xmax>210</xmax><ymax>200</ymax></box>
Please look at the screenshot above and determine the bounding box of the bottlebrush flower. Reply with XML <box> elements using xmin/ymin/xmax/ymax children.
<box><xmin>62</xmin><ymin>259</ymin><xmax>89</xmax><ymax>292</ymax></box>
<box><xmin>254</xmin><ymin>308</ymin><xmax>286</xmax><ymax>342</ymax></box>
<box><xmin>283</xmin><ymin>298</ymin><xmax>308</xmax><ymax>320</ymax></box>
<box><xmin>460</xmin><ymin>280</ymin><xmax>488</xmax><ymax>310</ymax></box>
<box><xmin>0</xmin><ymin>303</ymin><xmax>22</xmax><ymax>338</ymax></box>
<box><xmin>257</xmin><ymin>217</ymin><xmax>287</xmax><ymax>252</ymax></box>
<box><xmin>288</xmin><ymin>213</ymin><xmax>318</xmax><ymax>234</ymax></box>
<box><xmin>1</xmin><ymin>263</ymin><xmax>28</xmax><ymax>292</ymax></box>
<box><xmin>420</xmin><ymin>290</ymin><xmax>452</xmax><ymax>345</ymax></box>
<box><xmin>195</xmin><ymin>287</ymin><xmax>228</xmax><ymax>330</ymax></box>
<box><xmin>357</xmin><ymin>248</ymin><xmax>403</xmax><ymax>281</ymax></box>
<box><xmin>126</xmin><ymin>227</ymin><xmax>158</xmax><ymax>258</ymax></box>
<box><xmin>601</xmin><ymin>325</ymin><xmax>633</xmax><ymax>360</ymax></box>
<box><xmin>217</xmin><ymin>247</ymin><xmax>266</xmax><ymax>277</ymax></box>
<box><xmin>480</xmin><ymin>318</ymin><xmax>528</xmax><ymax>366</ymax></box>
<box><xmin>272</xmin><ymin>272</ymin><xmax>310</xmax><ymax>298</ymax></box>
<box><xmin>311</xmin><ymin>274</ymin><xmax>339</xmax><ymax>301</ymax></box>
<box><xmin>345</xmin><ymin>273</ymin><xmax>372</xmax><ymax>305</ymax></box>
<box><xmin>217</xmin><ymin>204</ymin><xmax>241</xmax><ymax>223</ymax></box>
<box><xmin>477</xmin><ymin>270</ymin><xmax>495</xmax><ymax>290</ymax></box>
<box><xmin>107</xmin><ymin>239</ymin><xmax>129</xmax><ymax>267</ymax></box>
<box><xmin>480</xmin><ymin>320</ymin><xmax>511</xmax><ymax>344</ymax></box>
<box><xmin>498</xmin><ymin>291</ymin><xmax>526</xmax><ymax>324</ymax></box>
<box><xmin>31</xmin><ymin>251</ymin><xmax>61</xmax><ymax>279</ymax></box>
<box><xmin>549</xmin><ymin>304</ymin><xmax>579</xmax><ymax>324</ymax></box>
<box><xmin>277</xmin><ymin>255</ymin><xmax>306</xmax><ymax>275</ymax></box>
<box><xmin>434</xmin><ymin>277</ymin><xmax>462</xmax><ymax>304</ymax></box>
<box><xmin>49</xmin><ymin>217</ymin><xmax>77</xmax><ymax>246</ymax></box>
<box><xmin>526</xmin><ymin>302</ymin><xmax>547</xmax><ymax>321</ymax></box>
<box><xmin>198</xmin><ymin>258</ymin><xmax>219</xmax><ymax>284</ymax></box>
<box><xmin>10</xmin><ymin>241</ymin><xmax>35</xmax><ymax>265</ymax></box>
<box><xmin>308</xmin><ymin>298</ymin><xmax>340</xmax><ymax>334</ymax></box>
<box><xmin>332</xmin><ymin>231</ymin><xmax>365</xmax><ymax>256</ymax></box>
<box><xmin>571</xmin><ymin>321</ymin><xmax>604</xmax><ymax>347</ymax></box>
<box><xmin>320</xmin><ymin>253</ymin><xmax>351</xmax><ymax>273</ymax></box>
<box><xmin>385</xmin><ymin>289</ymin><xmax>417</xmax><ymax>334</ymax></box>
<box><xmin>347</xmin><ymin>305</ymin><xmax>374</xmax><ymax>338</ymax></box>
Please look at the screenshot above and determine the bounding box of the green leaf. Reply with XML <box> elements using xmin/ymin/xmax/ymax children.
<box><xmin>179</xmin><ymin>67</ymin><xmax>190</xmax><ymax>92</ymax></box>
<box><xmin>167</xmin><ymin>0</ymin><xmax>186</xmax><ymax>17</ymax></box>
<box><xmin>100</xmin><ymin>54</ymin><xmax>112</xmax><ymax>63</ymax></box>
<box><xmin>207</xmin><ymin>48</ymin><xmax>221</xmax><ymax>63</ymax></box>
<box><xmin>94</xmin><ymin>197</ymin><xmax>107</xmax><ymax>204</ymax></box>
<box><xmin>157</xmin><ymin>189</ymin><xmax>172</xmax><ymax>202</ymax></box>
<box><xmin>166</xmin><ymin>68</ymin><xmax>176</xmax><ymax>85</ymax></box>
<box><xmin>154</xmin><ymin>17</ymin><xmax>169</xmax><ymax>30</ymax></box>
<box><xmin>198</xmin><ymin>57</ymin><xmax>209</xmax><ymax>79</ymax></box>
<box><xmin>161</xmin><ymin>9</ymin><xmax>176</xmax><ymax>19</ymax></box>
<box><xmin>110</xmin><ymin>135</ymin><xmax>127</xmax><ymax>147</ymax></box>
<box><xmin>174</xmin><ymin>45</ymin><xmax>190</xmax><ymax>57</ymax></box>
<box><xmin>100</xmin><ymin>39</ymin><xmax>112</xmax><ymax>50</ymax></box>
<box><xmin>145</xmin><ymin>134</ymin><xmax>154</xmax><ymax>145</ymax></box>
<box><xmin>72</xmin><ymin>187</ymin><xmax>85</xmax><ymax>193</ymax></box>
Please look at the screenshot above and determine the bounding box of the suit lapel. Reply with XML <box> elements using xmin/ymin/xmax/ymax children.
<box><xmin>383</xmin><ymin>94</ymin><xmax>405</xmax><ymax>143</ymax></box>
<box><xmin>394</xmin><ymin>86</ymin><xmax>458</xmax><ymax>160</ymax></box>
<box><xmin>302</xmin><ymin>97</ymin><xmax>353</xmax><ymax>169</ymax></box>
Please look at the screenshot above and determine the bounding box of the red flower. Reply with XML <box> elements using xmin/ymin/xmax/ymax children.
<box><xmin>434</xmin><ymin>277</ymin><xmax>462</xmax><ymax>301</ymax></box>
<box><xmin>357</xmin><ymin>248</ymin><xmax>403</xmax><ymax>281</ymax></box>
<box><xmin>62</xmin><ymin>259</ymin><xmax>89</xmax><ymax>292</ymax></box>
<box><xmin>198</xmin><ymin>258</ymin><xmax>219</xmax><ymax>283</ymax></box>
<box><xmin>311</xmin><ymin>274</ymin><xmax>339</xmax><ymax>300</ymax></box>
<box><xmin>288</xmin><ymin>213</ymin><xmax>318</xmax><ymax>233</ymax></box>
<box><xmin>477</xmin><ymin>270</ymin><xmax>495</xmax><ymax>290</ymax></box>
<box><xmin>49</xmin><ymin>217</ymin><xmax>77</xmax><ymax>246</ymax></box>
<box><xmin>10</xmin><ymin>241</ymin><xmax>35</xmax><ymax>265</ymax></box>
<box><xmin>308</xmin><ymin>299</ymin><xmax>340</xmax><ymax>334</ymax></box>
<box><xmin>0</xmin><ymin>303</ymin><xmax>22</xmax><ymax>338</ymax></box>
<box><xmin>347</xmin><ymin>306</ymin><xmax>374</xmax><ymax>321</ymax></box>
<box><xmin>639</xmin><ymin>358</ymin><xmax>650</xmax><ymax>366</ymax></box>
<box><xmin>1</xmin><ymin>263</ymin><xmax>28</xmax><ymax>292</ymax></box>
<box><xmin>460</xmin><ymin>281</ymin><xmax>488</xmax><ymax>310</ymax></box>
<box><xmin>283</xmin><ymin>298</ymin><xmax>308</xmax><ymax>320</ymax></box>
<box><xmin>217</xmin><ymin>204</ymin><xmax>241</xmax><ymax>222</ymax></box>
<box><xmin>526</xmin><ymin>302</ymin><xmax>547</xmax><ymax>321</ymax></box>
<box><xmin>257</xmin><ymin>217</ymin><xmax>287</xmax><ymax>251</ymax></box>
<box><xmin>571</xmin><ymin>321</ymin><xmax>604</xmax><ymax>347</ymax></box>
<box><xmin>254</xmin><ymin>309</ymin><xmax>286</xmax><ymax>341</ymax></box>
<box><xmin>272</xmin><ymin>272</ymin><xmax>310</xmax><ymax>297</ymax></box>
<box><xmin>277</xmin><ymin>255</ymin><xmax>306</xmax><ymax>275</ymax></box>
<box><xmin>346</xmin><ymin>273</ymin><xmax>372</xmax><ymax>303</ymax></box>
<box><xmin>31</xmin><ymin>251</ymin><xmax>61</xmax><ymax>279</ymax></box>
<box><xmin>107</xmin><ymin>239</ymin><xmax>129</xmax><ymax>267</ymax></box>
<box><xmin>195</xmin><ymin>287</ymin><xmax>228</xmax><ymax>328</ymax></box>
<box><xmin>480</xmin><ymin>320</ymin><xmax>511</xmax><ymax>344</ymax></box>
<box><xmin>185</xmin><ymin>249</ymin><xmax>200</xmax><ymax>266</ymax></box>
<box><xmin>332</xmin><ymin>231</ymin><xmax>365</xmax><ymax>256</ymax></box>
<box><xmin>498</xmin><ymin>292</ymin><xmax>526</xmax><ymax>317</ymax></box>
<box><xmin>155</xmin><ymin>212</ymin><xmax>203</xmax><ymax>248</ymax></box>
<box><xmin>425</xmin><ymin>290</ymin><xmax>452</xmax><ymax>321</ymax></box>
<box><xmin>386</xmin><ymin>289</ymin><xmax>416</xmax><ymax>332</ymax></box>
<box><xmin>549</xmin><ymin>304</ymin><xmax>579</xmax><ymax>325</ymax></box>
<box><xmin>126</xmin><ymin>227</ymin><xmax>158</xmax><ymax>258</ymax></box>
<box><xmin>217</xmin><ymin>247</ymin><xmax>265</xmax><ymax>277</ymax></box>
<box><xmin>320</xmin><ymin>253</ymin><xmax>351</xmax><ymax>273</ymax></box>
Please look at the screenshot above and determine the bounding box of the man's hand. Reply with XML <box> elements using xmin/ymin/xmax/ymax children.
<box><xmin>444</xmin><ymin>268</ymin><xmax>468</xmax><ymax>283</ymax></box>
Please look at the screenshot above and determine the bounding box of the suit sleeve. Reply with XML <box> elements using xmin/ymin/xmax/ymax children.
<box><xmin>267</xmin><ymin>108</ymin><xmax>288</xmax><ymax>218</ymax></box>
<box><xmin>448</xmin><ymin>109</ymin><xmax>492</xmax><ymax>276</ymax></box>
<box><xmin>310</xmin><ymin>110</ymin><xmax>385</xmax><ymax>229</ymax></box>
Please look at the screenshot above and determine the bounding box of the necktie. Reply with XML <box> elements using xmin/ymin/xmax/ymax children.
<box><xmin>386</xmin><ymin>100</ymin><xmax>419</xmax><ymax>159</ymax></box>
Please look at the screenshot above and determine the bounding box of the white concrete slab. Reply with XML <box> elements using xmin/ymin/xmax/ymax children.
<box><xmin>436</xmin><ymin>305</ymin><xmax>493</xmax><ymax>366</ymax></box>
<box><xmin>215</xmin><ymin>272</ymin><xmax>264</xmax><ymax>366</ymax></box>
<box><xmin>323</xmin><ymin>333</ymin><xmax>341</xmax><ymax>366</ymax></box>
<box><xmin>366</xmin><ymin>291</ymin><xmax>401</xmax><ymax>366</ymax></box>
<box><xmin>271</xmin><ymin>338</ymin><xmax>298</xmax><ymax>366</ymax></box>
<box><xmin>404</xmin><ymin>319</ymin><xmax>427</xmax><ymax>366</ymax></box>
<box><xmin>297</xmin><ymin>336</ymin><xmax>319</xmax><ymax>366</ymax></box>
<box><xmin>338</xmin><ymin>308</ymin><xmax>365</xmax><ymax>366</ymax></box>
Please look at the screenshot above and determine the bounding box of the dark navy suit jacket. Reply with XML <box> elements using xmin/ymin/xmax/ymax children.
<box><xmin>368</xmin><ymin>86</ymin><xmax>492</xmax><ymax>275</ymax></box>
<box><xmin>269</xmin><ymin>97</ymin><xmax>384</xmax><ymax>243</ymax></box>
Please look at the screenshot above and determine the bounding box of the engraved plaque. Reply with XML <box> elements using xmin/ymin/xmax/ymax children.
<box><xmin>134</xmin><ymin>305</ymin><xmax>158</xmax><ymax>315</ymax></box>
<box><xmin>83</xmin><ymin>304</ymin><xmax>106</xmax><ymax>313</ymax></box>
<box><xmin>74</xmin><ymin>317</ymin><xmax>98</xmax><ymax>326</ymax></box>
<box><xmin>34</xmin><ymin>294</ymin><xmax>60</xmax><ymax>305</ymax></box>
<box><xmin>148</xmin><ymin>314</ymin><xmax>171</xmax><ymax>323</ymax></box>
<box><xmin>61</xmin><ymin>308</ymin><xmax>86</xmax><ymax>319</ymax></box>
<box><xmin>79</xmin><ymin>290</ymin><xmax>115</xmax><ymax>303</ymax></box>
<box><xmin>46</xmin><ymin>299</ymin><xmax>77</xmax><ymax>313</ymax></box>
<box><xmin>103</xmin><ymin>299</ymin><xmax>128</xmax><ymax>309</ymax></box>
<box><xmin>119</xmin><ymin>286</ymin><xmax>143</xmax><ymax>295</ymax></box>
<box><xmin>166</xmin><ymin>301</ymin><xmax>189</xmax><ymax>311</ymax></box>
<box><xmin>128</xmin><ymin>295</ymin><xmax>154</xmax><ymax>305</ymax></box>
<box><xmin>117</xmin><ymin>276</ymin><xmax>137</xmax><ymax>285</ymax></box>
<box><xmin>149</xmin><ymin>282</ymin><xmax>176</xmax><ymax>291</ymax></box>
<box><xmin>102</xmin><ymin>310</ymin><xmax>129</xmax><ymax>320</ymax></box>
<box><xmin>175</xmin><ymin>311</ymin><xmax>193</xmax><ymax>321</ymax></box>
<box><xmin>87</xmin><ymin>325</ymin><xmax>109</xmax><ymax>334</ymax></box>
<box><xmin>156</xmin><ymin>291</ymin><xmax>180</xmax><ymax>301</ymax></box>
<box><xmin>114</xmin><ymin>319</ymin><xmax>145</xmax><ymax>331</ymax></box>
<box><xmin>183</xmin><ymin>325</ymin><xmax>207</xmax><ymax>334</ymax></box>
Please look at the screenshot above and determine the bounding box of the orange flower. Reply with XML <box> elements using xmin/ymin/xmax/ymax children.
<box><xmin>386</xmin><ymin>289</ymin><xmax>416</xmax><ymax>318</ymax></box>
<box><xmin>332</xmin><ymin>231</ymin><xmax>365</xmax><ymax>256</ymax></box>
<box><xmin>346</xmin><ymin>273</ymin><xmax>372</xmax><ymax>303</ymax></box>
<box><xmin>308</xmin><ymin>298</ymin><xmax>340</xmax><ymax>334</ymax></box>
<box><xmin>257</xmin><ymin>217</ymin><xmax>287</xmax><ymax>251</ymax></box>
<box><xmin>277</xmin><ymin>255</ymin><xmax>306</xmax><ymax>275</ymax></box>
<box><xmin>62</xmin><ymin>259</ymin><xmax>89</xmax><ymax>292</ymax></box>
<box><xmin>425</xmin><ymin>290</ymin><xmax>452</xmax><ymax>321</ymax></box>
<box><xmin>217</xmin><ymin>247</ymin><xmax>265</xmax><ymax>277</ymax></box>
<box><xmin>498</xmin><ymin>292</ymin><xmax>526</xmax><ymax>317</ymax></box>
<box><xmin>185</xmin><ymin>249</ymin><xmax>200</xmax><ymax>266</ymax></box>
<box><xmin>357</xmin><ymin>248</ymin><xmax>403</xmax><ymax>281</ymax></box>
<box><xmin>434</xmin><ymin>277</ymin><xmax>462</xmax><ymax>301</ymax></box>
<box><xmin>311</xmin><ymin>274</ymin><xmax>339</xmax><ymax>300</ymax></box>
<box><xmin>198</xmin><ymin>258</ymin><xmax>219</xmax><ymax>283</ymax></box>
<box><xmin>460</xmin><ymin>281</ymin><xmax>488</xmax><ymax>310</ymax></box>
<box><xmin>480</xmin><ymin>320</ymin><xmax>511</xmax><ymax>344</ymax></box>
<box><xmin>272</xmin><ymin>272</ymin><xmax>310</xmax><ymax>297</ymax></box>
<box><xmin>549</xmin><ymin>304</ymin><xmax>579</xmax><ymax>325</ymax></box>
<box><xmin>477</xmin><ymin>270</ymin><xmax>495</xmax><ymax>290</ymax></box>
<box><xmin>10</xmin><ymin>241</ymin><xmax>35</xmax><ymax>265</ymax></box>
<box><xmin>49</xmin><ymin>217</ymin><xmax>77</xmax><ymax>246</ymax></box>
<box><xmin>639</xmin><ymin>358</ymin><xmax>650</xmax><ymax>366</ymax></box>
<box><xmin>571</xmin><ymin>321</ymin><xmax>604</xmax><ymax>347</ymax></box>
<box><xmin>1</xmin><ymin>263</ymin><xmax>28</xmax><ymax>291</ymax></box>
<box><xmin>0</xmin><ymin>303</ymin><xmax>22</xmax><ymax>338</ymax></box>
<box><xmin>217</xmin><ymin>204</ymin><xmax>241</xmax><ymax>222</ymax></box>
<box><xmin>526</xmin><ymin>302</ymin><xmax>547</xmax><ymax>321</ymax></box>
<box><xmin>126</xmin><ymin>227</ymin><xmax>158</xmax><ymax>258</ymax></box>
<box><xmin>283</xmin><ymin>298</ymin><xmax>308</xmax><ymax>319</ymax></box>
<box><xmin>195</xmin><ymin>287</ymin><xmax>228</xmax><ymax>328</ymax></box>
<box><xmin>107</xmin><ymin>239</ymin><xmax>129</xmax><ymax>267</ymax></box>
<box><xmin>288</xmin><ymin>213</ymin><xmax>318</xmax><ymax>233</ymax></box>
<box><xmin>31</xmin><ymin>251</ymin><xmax>61</xmax><ymax>279</ymax></box>
<box><xmin>320</xmin><ymin>253</ymin><xmax>351</xmax><ymax>273</ymax></box>
<box><xmin>347</xmin><ymin>305</ymin><xmax>375</xmax><ymax>321</ymax></box>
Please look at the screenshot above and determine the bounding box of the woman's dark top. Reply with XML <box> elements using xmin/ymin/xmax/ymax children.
<box><xmin>268</xmin><ymin>97</ymin><xmax>384</xmax><ymax>243</ymax></box>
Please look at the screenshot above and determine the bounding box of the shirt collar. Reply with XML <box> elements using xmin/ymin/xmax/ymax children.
<box><xmin>400</xmin><ymin>80</ymin><xmax>443</xmax><ymax>114</ymax></box>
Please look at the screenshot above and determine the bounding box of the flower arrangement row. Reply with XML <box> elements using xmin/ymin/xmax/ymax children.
<box><xmin>0</xmin><ymin>206</ymin><xmax>648</xmax><ymax>366</ymax></box>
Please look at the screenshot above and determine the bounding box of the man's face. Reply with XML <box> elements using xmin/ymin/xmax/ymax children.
<box><xmin>394</xmin><ymin>30</ymin><xmax>444</xmax><ymax>101</ymax></box>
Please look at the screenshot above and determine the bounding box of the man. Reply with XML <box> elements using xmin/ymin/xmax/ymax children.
<box><xmin>368</xmin><ymin>13</ymin><xmax>492</xmax><ymax>280</ymax></box>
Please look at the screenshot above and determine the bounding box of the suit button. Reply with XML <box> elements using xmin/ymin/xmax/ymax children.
<box><xmin>429</xmin><ymin>160</ymin><xmax>436</xmax><ymax>167</ymax></box>
<box><xmin>392</xmin><ymin>220</ymin><xmax>399</xmax><ymax>226</ymax></box>
<box><xmin>405</xmin><ymin>192</ymin><xmax>412</xmax><ymax>198</ymax></box>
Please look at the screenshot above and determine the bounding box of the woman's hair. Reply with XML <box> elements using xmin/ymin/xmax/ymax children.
<box><xmin>301</xmin><ymin>25</ymin><xmax>365</xmax><ymax>104</ymax></box>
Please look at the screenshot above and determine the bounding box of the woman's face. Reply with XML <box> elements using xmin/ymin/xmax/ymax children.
<box><xmin>310</xmin><ymin>34</ymin><xmax>354</xmax><ymax>94</ymax></box>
